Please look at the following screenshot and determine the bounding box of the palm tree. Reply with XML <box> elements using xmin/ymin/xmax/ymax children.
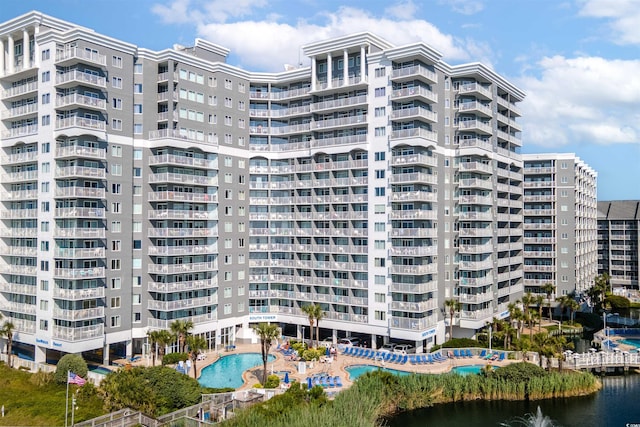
<box><xmin>521</xmin><ymin>292</ymin><xmax>536</xmax><ymax>341</ymax></box>
<box><xmin>535</xmin><ymin>294</ymin><xmax>545</xmax><ymax>332</ymax></box>
<box><xmin>301</xmin><ymin>304</ymin><xmax>322</xmax><ymax>347</ymax></box>
<box><xmin>156</xmin><ymin>329</ymin><xmax>174</xmax><ymax>363</ymax></box>
<box><xmin>147</xmin><ymin>330</ymin><xmax>165</xmax><ymax>366</ymax></box>
<box><xmin>170</xmin><ymin>319</ymin><xmax>194</xmax><ymax>353</ymax></box>
<box><xmin>252</xmin><ymin>323</ymin><xmax>279</xmax><ymax>386</ymax></box>
<box><xmin>508</xmin><ymin>302</ymin><xmax>524</xmax><ymax>340</ymax></box>
<box><xmin>185</xmin><ymin>335</ymin><xmax>208</xmax><ymax>379</ymax></box>
<box><xmin>567</xmin><ymin>298</ymin><xmax>580</xmax><ymax>325</ymax></box>
<box><xmin>588</xmin><ymin>273</ymin><xmax>610</xmax><ymax>311</ymax></box>
<box><xmin>313</xmin><ymin>305</ymin><xmax>325</xmax><ymax>349</ymax></box>
<box><xmin>556</xmin><ymin>295</ymin><xmax>569</xmax><ymax>329</ymax></box>
<box><xmin>1</xmin><ymin>321</ymin><xmax>15</xmax><ymax>368</ymax></box>
<box><xmin>541</xmin><ymin>282</ymin><xmax>556</xmax><ymax>319</ymax></box>
<box><xmin>444</xmin><ymin>299</ymin><xmax>461</xmax><ymax>340</ymax></box>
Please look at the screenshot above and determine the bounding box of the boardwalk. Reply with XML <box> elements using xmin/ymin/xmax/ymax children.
<box><xmin>571</xmin><ymin>351</ymin><xmax>640</xmax><ymax>371</ymax></box>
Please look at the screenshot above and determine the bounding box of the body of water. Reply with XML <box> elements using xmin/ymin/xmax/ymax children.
<box><xmin>451</xmin><ymin>365</ymin><xmax>486</xmax><ymax>375</ymax></box>
<box><xmin>387</xmin><ymin>374</ymin><xmax>640</xmax><ymax>427</ymax></box>
<box><xmin>345</xmin><ymin>364</ymin><xmax>411</xmax><ymax>381</ymax></box>
<box><xmin>198</xmin><ymin>353</ymin><xmax>275</xmax><ymax>389</ymax></box>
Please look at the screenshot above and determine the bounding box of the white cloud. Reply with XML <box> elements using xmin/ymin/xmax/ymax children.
<box><xmin>519</xmin><ymin>55</ymin><xmax>640</xmax><ymax>147</ymax></box>
<box><xmin>150</xmin><ymin>1</ymin><xmax>495</xmax><ymax>71</ymax></box>
<box><xmin>578</xmin><ymin>0</ymin><xmax>640</xmax><ymax>44</ymax></box>
<box><xmin>439</xmin><ymin>0</ymin><xmax>484</xmax><ymax>15</ymax></box>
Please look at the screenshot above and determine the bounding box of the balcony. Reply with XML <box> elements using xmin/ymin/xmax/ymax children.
<box><xmin>56</xmin><ymin>165</ymin><xmax>106</xmax><ymax>179</ymax></box>
<box><xmin>53</xmin><ymin>286</ymin><xmax>105</xmax><ymax>300</ymax></box>
<box><xmin>458</xmin><ymin>211</ymin><xmax>493</xmax><ymax>221</ymax></box>
<box><xmin>55</xmin><ymin>94</ymin><xmax>107</xmax><ymax>111</ymax></box>
<box><xmin>311</xmin><ymin>95</ymin><xmax>367</xmax><ymax>112</ymax></box>
<box><xmin>390</xmin><ymin>246</ymin><xmax>437</xmax><ymax>257</ymax></box>
<box><xmin>55</xmin><ymin>47</ymin><xmax>107</xmax><ymax>68</ymax></box>
<box><xmin>52</xmin><ymin>324</ymin><xmax>104</xmax><ymax>341</ymax></box>
<box><xmin>147</xmin><ymin>313</ymin><xmax>217</xmax><ymax>329</ymax></box>
<box><xmin>270</xmin><ymin>87</ymin><xmax>311</xmax><ymax>100</ymax></box>
<box><xmin>148</xmin><ymin>244</ymin><xmax>216</xmax><ymax>256</ymax></box>
<box><xmin>147</xmin><ymin>227</ymin><xmax>217</xmax><ymax>238</ymax></box>
<box><xmin>148</xmin><ymin>261</ymin><xmax>217</xmax><ymax>275</ymax></box>
<box><xmin>2</xmin><ymin>103</ymin><xmax>38</xmax><ymax>119</ymax></box>
<box><xmin>456</xmin><ymin>119</ymin><xmax>492</xmax><ymax>135</ymax></box>
<box><xmin>390</xmin><ymin>209</ymin><xmax>438</xmax><ymax>220</ymax></box>
<box><xmin>391</xmin><ymin>191</ymin><xmax>437</xmax><ymax>203</ymax></box>
<box><xmin>0</xmin><ymin>301</ymin><xmax>36</xmax><ymax>315</ymax></box>
<box><xmin>459</xmin><ymin>259</ymin><xmax>493</xmax><ymax>270</ymax></box>
<box><xmin>2</xmin><ymin>81</ymin><xmax>37</xmax><ymax>99</ymax></box>
<box><xmin>390</xmin><ymin>172</ymin><xmax>437</xmax><ymax>185</ymax></box>
<box><xmin>391</xmin><ymin>65</ymin><xmax>438</xmax><ymax>84</ymax></box>
<box><xmin>0</xmin><ymin>228</ymin><xmax>38</xmax><ymax>238</ymax></box>
<box><xmin>458</xmin><ymin>83</ymin><xmax>492</xmax><ymax>100</ymax></box>
<box><xmin>2</xmin><ymin>150</ymin><xmax>38</xmax><ymax>164</ymax></box>
<box><xmin>148</xmin><ymin>154</ymin><xmax>215</xmax><ymax>169</ymax></box>
<box><xmin>147</xmin><ymin>295</ymin><xmax>217</xmax><ymax>311</ymax></box>
<box><xmin>54</xmin><ymin>247</ymin><xmax>106</xmax><ymax>258</ymax></box>
<box><xmin>1</xmin><ymin>245</ymin><xmax>38</xmax><ymax>256</ymax></box>
<box><xmin>390</xmin><ymin>315</ymin><xmax>437</xmax><ymax>330</ymax></box>
<box><xmin>459</xmin><ymin>178</ymin><xmax>493</xmax><ymax>190</ymax></box>
<box><xmin>458</xmin><ymin>227</ymin><xmax>493</xmax><ymax>237</ymax></box>
<box><xmin>54</xmin><ymin>267</ymin><xmax>106</xmax><ymax>279</ymax></box>
<box><xmin>8</xmin><ymin>318</ymin><xmax>36</xmax><ymax>334</ymax></box>
<box><xmin>55</xmin><ymin>145</ymin><xmax>107</xmax><ymax>160</ymax></box>
<box><xmin>269</xmin><ymin>123</ymin><xmax>312</xmax><ymax>135</ymax></box>
<box><xmin>148</xmin><ymin>209</ymin><xmax>216</xmax><ymax>220</ymax></box>
<box><xmin>2</xmin><ymin>190</ymin><xmax>38</xmax><ymax>201</ymax></box>
<box><xmin>391</xmin><ymin>87</ymin><xmax>438</xmax><ymax>103</ymax></box>
<box><xmin>459</xmin><ymin>243</ymin><xmax>494</xmax><ymax>254</ymax></box>
<box><xmin>459</xmin><ymin>194</ymin><xmax>493</xmax><ymax>205</ymax></box>
<box><xmin>390</xmin><ymin>127</ymin><xmax>437</xmax><ymax>145</ymax></box>
<box><xmin>54</xmin><ymin>187</ymin><xmax>106</xmax><ymax>199</ymax></box>
<box><xmin>148</xmin><ymin>191</ymin><xmax>216</xmax><ymax>203</ymax></box>
<box><xmin>148</xmin><ymin>278</ymin><xmax>217</xmax><ymax>293</ymax></box>
<box><xmin>458</xmin><ymin>101</ymin><xmax>492</xmax><ymax>117</ymax></box>
<box><xmin>1</xmin><ymin>124</ymin><xmax>38</xmax><ymax>139</ymax></box>
<box><xmin>459</xmin><ymin>276</ymin><xmax>493</xmax><ymax>287</ymax></box>
<box><xmin>54</xmin><ymin>207</ymin><xmax>106</xmax><ymax>218</ymax></box>
<box><xmin>458</xmin><ymin>161</ymin><xmax>493</xmax><ymax>174</ymax></box>
<box><xmin>458</xmin><ymin>292</ymin><xmax>493</xmax><ymax>304</ymax></box>
<box><xmin>390</xmin><ymin>264</ymin><xmax>437</xmax><ymax>275</ymax></box>
<box><xmin>313</xmin><ymin>115</ymin><xmax>367</xmax><ymax>130</ymax></box>
<box><xmin>391</xmin><ymin>107</ymin><xmax>437</xmax><ymax>123</ymax></box>
<box><xmin>55</xmin><ymin>117</ymin><xmax>106</xmax><ymax>138</ymax></box>
<box><xmin>0</xmin><ymin>282</ymin><xmax>37</xmax><ymax>295</ymax></box>
<box><xmin>390</xmin><ymin>280</ymin><xmax>438</xmax><ymax>294</ymax></box>
<box><xmin>148</xmin><ymin>129</ymin><xmax>215</xmax><ymax>145</ymax></box>
<box><xmin>55</xmin><ymin>70</ymin><xmax>107</xmax><ymax>89</ymax></box>
<box><xmin>148</xmin><ymin>172</ymin><xmax>217</xmax><ymax>186</ymax></box>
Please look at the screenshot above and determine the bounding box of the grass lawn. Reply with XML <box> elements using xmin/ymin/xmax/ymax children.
<box><xmin>0</xmin><ymin>363</ymin><xmax>105</xmax><ymax>426</ymax></box>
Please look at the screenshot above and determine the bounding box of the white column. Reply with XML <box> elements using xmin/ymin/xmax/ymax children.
<box><xmin>343</xmin><ymin>49</ymin><xmax>348</xmax><ymax>84</ymax></box>
<box><xmin>34</xmin><ymin>345</ymin><xmax>46</xmax><ymax>364</ymax></box>
<box><xmin>7</xmin><ymin>34</ymin><xmax>14</xmax><ymax>74</ymax></box>
<box><xmin>23</xmin><ymin>28</ymin><xmax>30</xmax><ymax>69</ymax></box>
<box><xmin>0</xmin><ymin>38</ymin><xmax>5</xmax><ymax>77</ymax></box>
<box><xmin>126</xmin><ymin>339</ymin><xmax>133</xmax><ymax>359</ymax></box>
<box><xmin>311</xmin><ymin>56</ymin><xmax>316</xmax><ymax>90</ymax></box>
<box><xmin>103</xmin><ymin>343</ymin><xmax>110</xmax><ymax>365</ymax></box>
<box><xmin>33</xmin><ymin>25</ymin><xmax>40</xmax><ymax>67</ymax></box>
<box><xmin>326</xmin><ymin>54</ymin><xmax>332</xmax><ymax>88</ymax></box>
<box><xmin>360</xmin><ymin>45</ymin><xmax>366</xmax><ymax>82</ymax></box>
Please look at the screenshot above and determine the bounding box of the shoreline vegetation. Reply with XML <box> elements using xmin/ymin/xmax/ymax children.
<box><xmin>221</xmin><ymin>363</ymin><xmax>602</xmax><ymax>427</ymax></box>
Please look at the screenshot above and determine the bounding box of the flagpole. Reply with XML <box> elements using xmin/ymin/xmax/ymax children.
<box><xmin>64</xmin><ymin>370</ymin><xmax>69</xmax><ymax>427</ymax></box>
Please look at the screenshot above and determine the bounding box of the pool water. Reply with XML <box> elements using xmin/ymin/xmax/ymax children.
<box><xmin>620</xmin><ymin>338</ymin><xmax>640</xmax><ymax>349</ymax></box>
<box><xmin>198</xmin><ymin>353</ymin><xmax>275</xmax><ymax>389</ymax></box>
<box><xmin>451</xmin><ymin>365</ymin><xmax>486</xmax><ymax>375</ymax></box>
<box><xmin>345</xmin><ymin>364</ymin><xmax>412</xmax><ymax>381</ymax></box>
<box><xmin>90</xmin><ymin>366</ymin><xmax>113</xmax><ymax>375</ymax></box>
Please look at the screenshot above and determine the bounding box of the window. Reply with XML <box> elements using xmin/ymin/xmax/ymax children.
<box><xmin>224</xmin><ymin>78</ymin><xmax>232</xmax><ymax>89</ymax></box>
<box><xmin>41</xmin><ymin>182</ymin><xmax>49</xmax><ymax>192</ymax></box>
<box><xmin>41</xmin><ymin>221</ymin><xmax>49</xmax><ymax>232</ymax></box>
<box><xmin>375</xmin><ymin>87</ymin><xmax>386</xmax><ymax>97</ymax></box>
<box><xmin>111</xmin><ymin>145</ymin><xmax>122</xmax><ymax>157</ymax></box>
<box><xmin>224</xmin><ymin>173</ymin><xmax>232</xmax><ymax>183</ymax></box>
<box><xmin>41</xmin><ymin>49</ymin><xmax>50</xmax><ymax>60</ymax></box>
<box><xmin>561</xmin><ymin>247</ymin><xmax>568</xmax><ymax>254</ymax></box>
<box><xmin>133</xmin><ymin>294</ymin><xmax>141</xmax><ymax>305</ymax></box>
<box><xmin>561</xmin><ymin>190</ymin><xmax>568</xmax><ymax>197</ymax></box>
<box><xmin>111</xmin><ymin>259</ymin><xmax>121</xmax><ymax>270</ymax></box>
<box><xmin>40</xmin><ymin>320</ymin><xmax>48</xmax><ymax>331</ymax></box>
<box><xmin>374</xmin><ymin>222</ymin><xmax>385</xmax><ymax>231</ymax></box>
<box><xmin>112</xmin><ymin>77</ymin><xmax>122</xmax><ymax>88</ymax></box>
<box><xmin>134</xmin><ymin>104</ymin><xmax>142</xmax><ymax>114</ymax></box>
<box><xmin>112</xmin><ymin>119</ymin><xmax>122</xmax><ymax>130</ymax></box>
<box><xmin>374</xmin><ymin>240</ymin><xmax>385</xmax><ymax>250</ymax></box>
<box><xmin>224</xmin><ymin>272</ymin><xmax>232</xmax><ymax>281</ymax></box>
<box><xmin>208</xmin><ymin>76</ymin><xmax>217</xmax><ymax>87</ymax></box>
<box><xmin>133</xmin><ymin>167</ymin><xmax>141</xmax><ymax>177</ymax></box>
<box><xmin>111</xmin><ymin>221</ymin><xmax>122</xmax><ymax>232</ymax></box>
<box><xmin>133</xmin><ymin>83</ymin><xmax>142</xmax><ymax>93</ymax></box>
<box><xmin>375</xmin><ymin>152</ymin><xmax>385</xmax><ymax>161</ymax></box>
<box><xmin>41</xmin><ymin>115</ymin><xmax>50</xmax><ymax>126</ymax></box>
<box><xmin>41</xmin><ymin>71</ymin><xmax>50</xmax><ymax>82</ymax></box>
<box><xmin>111</xmin><ymin>316</ymin><xmax>121</xmax><ymax>327</ymax></box>
<box><xmin>374</xmin><ymin>204</ymin><xmax>385</xmax><ymax>214</ymax></box>
<box><xmin>375</xmin><ymin>257</ymin><xmax>385</xmax><ymax>267</ymax></box>
<box><xmin>40</xmin><ymin>260</ymin><xmax>49</xmax><ymax>271</ymax></box>
<box><xmin>112</xmin><ymin>183</ymin><xmax>122</xmax><ymax>194</ymax></box>
<box><xmin>224</xmin><ymin>255</ymin><xmax>232</xmax><ymax>265</ymax></box>
<box><xmin>112</xmin><ymin>55</ymin><xmax>122</xmax><ymax>67</ymax></box>
<box><xmin>375</xmin><ymin>187</ymin><xmax>385</xmax><ymax>196</ymax></box>
<box><xmin>40</xmin><ymin>241</ymin><xmax>49</xmax><ymax>251</ymax></box>
<box><xmin>40</xmin><ymin>280</ymin><xmax>49</xmax><ymax>291</ymax></box>
<box><xmin>111</xmin><ymin>202</ymin><xmax>121</xmax><ymax>213</ymax></box>
<box><xmin>375</xmin><ymin>170</ymin><xmax>385</xmax><ymax>179</ymax></box>
<box><xmin>112</xmin><ymin>98</ymin><xmax>122</xmax><ymax>109</ymax></box>
<box><xmin>238</xmin><ymin>238</ymin><xmax>245</xmax><ymax>248</ymax></box>
<box><xmin>132</xmin><ymin>221</ymin><xmax>142</xmax><ymax>232</ymax></box>
<box><xmin>112</xmin><ymin>240</ymin><xmax>122</xmax><ymax>251</ymax></box>
<box><xmin>133</xmin><ymin>240</ymin><xmax>141</xmax><ymax>249</ymax></box>
<box><xmin>111</xmin><ymin>278</ymin><xmax>121</xmax><ymax>289</ymax></box>
<box><xmin>561</xmin><ymin>232</ymin><xmax>568</xmax><ymax>239</ymax></box>
<box><xmin>374</xmin><ymin>107</ymin><xmax>386</xmax><ymax>117</ymax></box>
<box><xmin>224</xmin><ymin>287</ymin><xmax>232</xmax><ymax>298</ymax></box>
<box><xmin>41</xmin><ymin>162</ymin><xmax>50</xmax><ymax>173</ymax></box>
<box><xmin>41</xmin><ymin>201</ymin><xmax>49</xmax><ymax>212</ymax></box>
<box><xmin>561</xmin><ymin>205</ymin><xmax>568</xmax><ymax>211</ymax></box>
<box><xmin>133</xmin><ymin>313</ymin><xmax>141</xmax><ymax>323</ymax></box>
<box><xmin>375</xmin><ymin>127</ymin><xmax>386</xmax><ymax>137</ymax></box>
<box><xmin>238</xmin><ymin>100</ymin><xmax>245</xmax><ymax>110</ymax></box>
<box><xmin>238</xmin><ymin>254</ymin><xmax>245</xmax><ymax>264</ymax></box>
<box><xmin>133</xmin><ymin>124</ymin><xmax>143</xmax><ymax>134</ymax></box>
<box><xmin>561</xmin><ymin>162</ymin><xmax>568</xmax><ymax>169</ymax></box>
<box><xmin>375</xmin><ymin>67</ymin><xmax>386</xmax><ymax>77</ymax></box>
<box><xmin>375</xmin><ymin>311</ymin><xmax>386</xmax><ymax>321</ymax></box>
<box><xmin>224</xmin><ymin>238</ymin><xmax>232</xmax><ymax>249</ymax></box>
<box><xmin>375</xmin><ymin>275</ymin><xmax>385</xmax><ymax>285</ymax></box>
<box><xmin>111</xmin><ymin>163</ymin><xmax>122</xmax><ymax>176</ymax></box>
<box><xmin>224</xmin><ymin>304</ymin><xmax>232</xmax><ymax>315</ymax></box>
<box><xmin>41</xmin><ymin>142</ymin><xmax>50</xmax><ymax>153</ymax></box>
<box><xmin>561</xmin><ymin>176</ymin><xmax>568</xmax><ymax>183</ymax></box>
<box><xmin>111</xmin><ymin>297</ymin><xmax>121</xmax><ymax>308</ymax></box>
<box><xmin>42</xmin><ymin>93</ymin><xmax>50</xmax><ymax>104</ymax></box>
<box><xmin>134</xmin><ymin>63</ymin><xmax>143</xmax><ymax>74</ymax></box>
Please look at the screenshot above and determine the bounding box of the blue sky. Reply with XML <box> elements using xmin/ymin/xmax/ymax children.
<box><xmin>2</xmin><ymin>0</ymin><xmax>639</xmax><ymax>200</ymax></box>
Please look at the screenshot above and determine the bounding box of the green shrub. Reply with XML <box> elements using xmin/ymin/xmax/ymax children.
<box><xmin>439</xmin><ymin>338</ymin><xmax>483</xmax><ymax>349</ymax></box>
<box><xmin>54</xmin><ymin>354</ymin><xmax>88</xmax><ymax>384</ymax></box>
<box><xmin>291</xmin><ymin>342</ymin><xmax>306</xmax><ymax>354</ymax></box>
<box><xmin>29</xmin><ymin>370</ymin><xmax>53</xmax><ymax>386</ymax></box>
<box><xmin>605</xmin><ymin>295</ymin><xmax>631</xmax><ymax>311</ymax></box>
<box><xmin>264</xmin><ymin>374</ymin><xmax>280</xmax><ymax>389</ymax></box>
<box><xmin>488</xmin><ymin>362</ymin><xmax>546</xmax><ymax>382</ymax></box>
<box><xmin>161</xmin><ymin>352</ymin><xmax>189</xmax><ymax>365</ymax></box>
<box><xmin>301</xmin><ymin>348</ymin><xmax>323</xmax><ymax>361</ymax></box>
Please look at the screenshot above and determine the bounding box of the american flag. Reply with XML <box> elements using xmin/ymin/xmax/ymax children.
<box><xmin>68</xmin><ymin>372</ymin><xmax>86</xmax><ymax>386</ymax></box>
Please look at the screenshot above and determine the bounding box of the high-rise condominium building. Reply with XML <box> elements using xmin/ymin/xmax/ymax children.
<box><xmin>0</xmin><ymin>11</ymin><xmax>525</xmax><ymax>364</ymax></box>
<box><xmin>522</xmin><ymin>154</ymin><xmax>598</xmax><ymax>298</ymax></box>
<box><xmin>597</xmin><ymin>201</ymin><xmax>640</xmax><ymax>289</ymax></box>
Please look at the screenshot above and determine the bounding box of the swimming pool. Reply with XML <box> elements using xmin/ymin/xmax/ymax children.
<box><xmin>451</xmin><ymin>365</ymin><xmax>486</xmax><ymax>375</ymax></box>
<box><xmin>619</xmin><ymin>338</ymin><xmax>640</xmax><ymax>349</ymax></box>
<box><xmin>90</xmin><ymin>366</ymin><xmax>113</xmax><ymax>375</ymax></box>
<box><xmin>198</xmin><ymin>353</ymin><xmax>275</xmax><ymax>389</ymax></box>
<box><xmin>345</xmin><ymin>364</ymin><xmax>412</xmax><ymax>381</ymax></box>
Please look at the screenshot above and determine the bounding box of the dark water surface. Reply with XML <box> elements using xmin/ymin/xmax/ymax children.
<box><xmin>387</xmin><ymin>374</ymin><xmax>640</xmax><ymax>427</ymax></box>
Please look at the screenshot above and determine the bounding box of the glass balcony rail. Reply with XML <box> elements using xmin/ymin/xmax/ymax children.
<box><xmin>390</xmin><ymin>315</ymin><xmax>437</xmax><ymax>330</ymax></box>
<box><xmin>459</xmin><ymin>259</ymin><xmax>493</xmax><ymax>270</ymax></box>
<box><xmin>392</xmin><ymin>153</ymin><xmax>437</xmax><ymax>167</ymax></box>
<box><xmin>148</xmin><ymin>209</ymin><xmax>216</xmax><ymax>220</ymax></box>
<box><xmin>0</xmin><ymin>282</ymin><xmax>38</xmax><ymax>295</ymax></box>
<box><xmin>1</xmin><ymin>124</ymin><xmax>38</xmax><ymax>139</ymax></box>
<box><xmin>148</xmin><ymin>172</ymin><xmax>217</xmax><ymax>186</ymax></box>
<box><xmin>52</xmin><ymin>324</ymin><xmax>104</xmax><ymax>341</ymax></box>
<box><xmin>391</xmin><ymin>191</ymin><xmax>437</xmax><ymax>203</ymax></box>
<box><xmin>55</xmin><ymin>93</ymin><xmax>106</xmax><ymax>110</ymax></box>
<box><xmin>148</xmin><ymin>153</ymin><xmax>215</xmax><ymax>168</ymax></box>
<box><xmin>390</xmin><ymin>127</ymin><xmax>437</xmax><ymax>143</ymax></box>
<box><xmin>310</xmin><ymin>95</ymin><xmax>368</xmax><ymax>112</ymax></box>
<box><xmin>147</xmin><ymin>227</ymin><xmax>217</xmax><ymax>238</ymax></box>
<box><xmin>390</xmin><ymin>209</ymin><xmax>438</xmax><ymax>220</ymax></box>
<box><xmin>391</xmin><ymin>86</ymin><xmax>438</xmax><ymax>103</ymax></box>
<box><xmin>391</xmin><ymin>64</ymin><xmax>437</xmax><ymax>83</ymax></box>
<box><xmin>459</xmin><ymin>276</ymin><xmax>493</xmax><ymax>287</ymax></box>
<box><xmin>148</xmin><ymin>244</ymin><xmax>216</xmax><ymax>256</ymax></box>
<box><xmin>148</xmin><ymin>278</ymin><xmax>217</xmax><ymax>293</ymax></box>
<box><xmin>458</xmin><ymin>101</ymin><xmax>492</xmax><ymax>116</ymax></box>
<box><xmin>54</xmin><ymin>207</ymin><xmax>105</xmax><ymax>218</ymax></box>
<box><xmin>390</xmin><ymin>228</ymin><xmax>437</xmax><ymax>238</ymax></box>
<box><xmin>458</xmin><ymin>82</ymin><xmax>492</xmax><ymax>99</ymax></box>
<box><xmin>391</xmin><ymin>106</ymin><xmax>437</xmax><ymax>122</ymax></box>
<box><xmin>2</xmin><ymin>81</ymin><xmax>37</xmax><ymax>98</ymax></box>
<box><xmin>389</xmin><ymin>264</ymin><xmax>437</xmax><ymax>275</ymax></box>
<box><xmin>54</xmin><ymin>247</ymin><xmax>105</xmax><ymax>258</ymax></box>
<box><xmin>148</xmin><ymin>261</ymin><xmax>217</xmax><ymax>275</ymax></box>
<box><xmin>54</xmin><ymin>267</ymin><xmax>106</xmax><ymax>279</ymax></box>
<box><xmin>390</xmin><ymin>299</ymin><xmax>438</xmax><ymax>312</ymax></box>
<box><xmin>147</xmin><ymin>313</ymin><xmax>217</xmax><ymax>329</ymax></box>
<box><xmin>53</xmin><ymin>286</ymin><xmax>105</xmax><ymax>300</ymax></box>
<box><xmin>8</xmin><ymin>318</ymin><xmax>36</xmax><ymax>334</ymax></box>
<box><xmin>55</xmin><ymin>69</ymin><xmax>107</xmax><ymax>88</ymax></box>
<box><xmin>55</xmin><ymin>47</ymin><xmax>107</xmax><ymax>66</ymax></box>
<box><xmin>390</xmin><ymin>280</ymin><xmax>438</xmax><ymax>294</ymax></box>
<box><xmin>147</xmin><ymin>191</ymin><xmax>216</xmax><ymax>203</ymax></box>
<box><xmin>55</xmin><ymin>165</ymin><xmax>106</xmax><ymax>179</ymax></box>
<box><xmin>53</xmin><ymin>306</ymin><xmax>104</xmax><ymax>321</ymax></box>
<box><xmin>0</xmin><ymin>207</ymin><xmax>38</xmax><ymax>218</ymax></box>
<box><xmin>55</xmin><ymin>117</ymin><xmax>106</xmax><ymax>133</ymax></box>
<box><xmin>313</xmin><ymin>115</ymin><xmax>367</xmax><ymax>130</ymax></box>
<box><xmin>389</xmin><ymin>246</ymin><xmax>437</xmax><ymax>256</ymax></box>
<box><xmin>0</xmin><ymin>228</ymin><xmax>38</xmax><ymax>238</ymax></box>
<box><xmin>0</xmin><ymin>301</ymin><xmax>36</xmax><ymax>314</ymax></box>
<box><xmin>54</xmin><ymin>187</ymin><xmax>106</xmax><ymax>198</ymax></box>
<box><xmin>147</xmin><ymin>295</ymin><xmax>217</xmax><ymax>311</ymax></box>
<box><xmin>456</xmin><ymin>119</ymin><xmax>492</xmax><ymax>134</ymax></box>
<box><xmin>458</xmin><ymin>211</ymin><xmax>493</xmax><ymax>221</ymax></box>
<box><xmin>458</xmin><ymin>161</ymin><xmax>493</xmax><ymax>174</ymax></box>
<box><xmin>390</xmin><ymin>172</ymin><xmax>437</xmax><ymax>185</ymax></box>
<box><xmin>53</xmin><ymin>227</ymin><xmax>106</xmax><ymax>238</ymax></box>
<box><xmin>2</xmin><ymin>246</ymin><xmax>38</xmax><ymax>256</ymax></box>
<box><xmin>2</xmin><ymin>102</ymin><xmax>38</xmax><ymax>119</ymax></box>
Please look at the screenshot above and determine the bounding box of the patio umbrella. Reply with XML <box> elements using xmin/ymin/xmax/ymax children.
<box><xmin>284</xmin><ymin>372</ymin><xmax>289</xmax><ymax>384</ymax></box>
<box><xmin>326</xmin><ymin>347</ymin><xmax>331</xmax><ymax>357</ymax></box>
<box><xmin>307</xmin><ymin>377</ymin><xmax>312</xmax><ymax>389</ymax></box>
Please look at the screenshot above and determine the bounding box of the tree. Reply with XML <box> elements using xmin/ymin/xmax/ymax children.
<box><xmin>0</xmin><ymin>321</ymin><xmax>15</xmax><ymax>368</ymax></box>
<box><xmin>535</xmin><ymin>294</ymin><xmax>545</xmax><ymax>332</ymax></box>
<box><xmin>252</xmin><ymin>323</ymin><xmax>279</xmax><ymax>386</ymax></box>
<box><xmin>521</xmin><ymin>292</ymin><xmax>536</xmax><ymax>341</ymax></box>
<box><xmin>444</xmin><ymin>299</ymin><xmax>461</xmax><ymax>340</ymax></box>
<box><xmin>156</xmin><ymin>330</ymin><xmax>175</xmax><ymax>363</ymax></box>
<box><xmin>147</xmin><ymin>330</ymin><xmax>164</xmax><ymax>366</ymax></box>
<box><xmin>508</xmin><ymin>302</ymin><xmax>524</xmax><ymax>340</ymax></box>
<box><xmin>170</xmin><ymin>319</ymin><xmax>194</xmax><ymax>353</ymax></box>
<box><xmin>541</xmin><ymin>282</ymin><xmax>556</xmax><ymax>319</ymax></box>
<box><xmin>185</xmin><ymin>335</ymin><xmax>208</xmax><ymax>379</ymax></box>
<box><xmin>301</xmin><ymin>304</ymin><xmax>323</xmax><ymax>347</ymax></box>
<box><xmin>566</xmin><ymin>298</ymin><xmax>580</xmax><ymax>325</ymax></box>
<box><xmin>314</xmin><ymin>305</ymin><xmax>325</xmax><ymax>349</ymax></box>
<box><xmin>54</xmin><ymin>353</ymin><xmax>88</xmax><ymax>384</ymax></box>
<box><xmin>556</xmin><ymin>295</ymin><xmax>570</xmax><ymax>328</ymax></box>
<box><xmin>588</xmin><ymin>273</ymin><xmax>610</xmax><ymax>311</ymax></box>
